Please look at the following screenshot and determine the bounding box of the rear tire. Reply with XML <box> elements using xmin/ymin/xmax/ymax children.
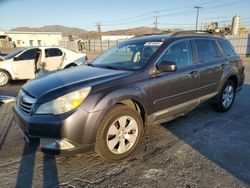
<box><xmin>95</xmin><ymin>105</ymin><xmax>144</xmax><ymax>161</ymax></box>
<box><xmin>0</xmin><ymin>70</ymin><xmax>10</xmax><ymax>86</ymax></box>
<box><xmin>212</xmin><ymin>80</ymin><xmax>236</xmax><ymax>112</ymax></box>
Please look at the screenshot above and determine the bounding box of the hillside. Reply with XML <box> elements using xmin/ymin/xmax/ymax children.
<box><xmin>102</xmin><ymin>27</ymin><xmax>162</xmax><ymax>36</ymax></box>
<box><xmin>11</xmin><ymin>25</ymin><xmax>87</xmax><ymax>36</ymax></box>
<box><xmin>11</xmin><ymin>25</ymin><xmax>163</xmax><ymax>37</ymax></box>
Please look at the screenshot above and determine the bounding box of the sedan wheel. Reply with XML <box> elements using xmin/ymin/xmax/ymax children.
<box><xmin>0</xmin><ymin>71</ymin><xmax>10</xmax><ymax>86</ymax></box>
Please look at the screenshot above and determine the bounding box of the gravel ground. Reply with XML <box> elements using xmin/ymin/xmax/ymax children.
<box><xmin>0</xmin><ymin>57</ymin><xmax>249</xmax><ymax>188</ymax></box>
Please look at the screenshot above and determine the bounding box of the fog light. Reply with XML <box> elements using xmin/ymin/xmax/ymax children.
<box><xmin>40</xmin><ymin>139</ymin><xmax>75</xmax><ymax>150</ymax></box>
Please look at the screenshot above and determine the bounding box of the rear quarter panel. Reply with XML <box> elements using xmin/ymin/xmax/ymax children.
<box><xmin>61</xmin><ymin>49</ymin><xmax>87</xmax><ymax>68</ymax></box>
<box><xmin>217</xmin><ymin>57</ymin><xmax>241</xmax><ymax>91</ymax></box>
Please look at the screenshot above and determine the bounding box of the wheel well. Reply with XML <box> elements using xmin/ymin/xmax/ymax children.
<box><xmin>228</xmin><ymin>75</ymin><xmax>238</xmax><ymax>88</ymax></box>
<box><xmin>64</xmin><ymin>63</ymin><xmax>77</xmax><ymax>68</ymax></box>
<box><xmin>117</xmin><ymin>99</ymin><xmax>146</xmax><ymax>124</ymax></box>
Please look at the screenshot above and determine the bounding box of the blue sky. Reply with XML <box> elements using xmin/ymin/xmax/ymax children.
<box><xmin>0</xmin><ymin>0</ymin><xmax>250</xmax><ymax>31</ymax></box>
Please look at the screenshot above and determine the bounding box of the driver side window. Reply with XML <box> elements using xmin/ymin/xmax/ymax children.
<box><xmin>159</xmin><ymin>40</ymin><xmax>193</xmax><ymax>68</ymax></box>
<box><xmin>18</xmin><ymin>48</ymin><xmax>38</xmax><ymax>61</ymax></box>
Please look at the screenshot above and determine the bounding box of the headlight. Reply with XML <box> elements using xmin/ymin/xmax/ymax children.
<box><xmin>36</xmin><ymin>87</ymin><xmax>91</xmax><ymax>115</ymax></box>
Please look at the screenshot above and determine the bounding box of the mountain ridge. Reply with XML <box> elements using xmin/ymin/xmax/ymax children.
<box><xmin>11</xmin><ymin>25</ymin><xmax>163</xmax><ymax>36</ymax></box>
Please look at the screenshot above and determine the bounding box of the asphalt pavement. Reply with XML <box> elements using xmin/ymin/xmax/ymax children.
<box><xmin>0</xmin><ymin>58</ymin><xmax>249</xmax><ymax>187</ymax></box>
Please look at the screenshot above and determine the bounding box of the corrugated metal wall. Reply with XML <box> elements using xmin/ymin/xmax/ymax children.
<box><xmin>226</xmin><ymin>34</ymin><xmax>250</xmax><ymax>57</ymax></box>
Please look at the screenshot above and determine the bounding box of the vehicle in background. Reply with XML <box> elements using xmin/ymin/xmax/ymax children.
<box><xmin>0</xmin><ymin>47</ymin><xmax>87</xmax><ymax>86</ymax></box>
<box><xmin>14</xmin><ymin>31</ymin><xmax>244</xmax><ymax>161</ymax></box>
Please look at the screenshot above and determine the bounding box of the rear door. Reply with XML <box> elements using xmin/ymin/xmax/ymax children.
<box><xmin>44</xmin><ymin>48</ymin><xmax>64</xmax><ymax>71</ymax></box>
<box><xmin>151</xmin><ymin>39</ymin><xmax>200</xmax><ymax>120</ymax></box>
<box><xmin>13</xmin><ymin>48</ymin><xmax>38</xmax><ymax>79</ymax></box>
<box><xmin>193</xmin><ymin>38</ymin><xmax>224</xmax><ymax>97</ymax></box>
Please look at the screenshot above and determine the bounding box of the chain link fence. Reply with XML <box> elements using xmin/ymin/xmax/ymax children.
<box><xmin>82</xmin><ymin>35</ymin><xmax>250</xmax><ymax>57</ymax></box>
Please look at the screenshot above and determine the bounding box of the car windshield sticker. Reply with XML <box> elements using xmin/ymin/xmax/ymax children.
<box><xmin>144</xmin><ymin>42</ymin><xmax>163</xmax><ymax>46</ymax></box>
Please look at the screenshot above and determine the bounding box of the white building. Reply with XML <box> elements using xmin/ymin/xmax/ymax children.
<box><xmin>101</xmin><ymin>35</ymin><xmax>134</xmax><ymax>41</ymax></box>
<box><xmin>4</xmin><ymin>31</ymin><xmax>62</xmax><ymax>47</ymax></box>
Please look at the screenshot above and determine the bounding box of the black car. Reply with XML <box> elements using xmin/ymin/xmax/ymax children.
<box><xmin>14</xmin><ymin>31</ymin><xmax>245</xmax><ymax>161</ymax></box>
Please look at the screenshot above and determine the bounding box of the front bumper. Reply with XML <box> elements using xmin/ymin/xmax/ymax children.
<box><xmin>13</xmin><ymin>103</ymin><xmax>105</xmax><ymax>154</ymax></box>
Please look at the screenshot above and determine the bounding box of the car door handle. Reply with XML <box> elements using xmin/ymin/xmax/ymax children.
<box><xmin>188</xmin><ymin>71</ymin><xmax>199</xmax><ymax>78</ymax></box>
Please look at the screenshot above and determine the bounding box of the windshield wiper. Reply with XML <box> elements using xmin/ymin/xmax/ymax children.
<box><xmin>96</xmin><ymin>65</ymin><xmax>122</xmax><ymax>70</ymax></box>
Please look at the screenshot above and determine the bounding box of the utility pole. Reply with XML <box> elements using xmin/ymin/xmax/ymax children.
<box><xmin>153</xmin><ymin>11</ymin><xmax>159</xmax><ymax>33</ymax></box>
<box><xmin>96</xmin><ymin>22</ymin><xmax>101</xmax><ymax>40</ymax></box>
<box><xmin>194</xmin><ymin>6</ymin><xmax>202</xmax><ymax>31</ymax></box>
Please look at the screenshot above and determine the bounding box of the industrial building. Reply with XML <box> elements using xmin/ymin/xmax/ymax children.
<box><xmin>0</xmin><ymin>31</ymin><xmax>62</xmax><ymax>48</ymax></box>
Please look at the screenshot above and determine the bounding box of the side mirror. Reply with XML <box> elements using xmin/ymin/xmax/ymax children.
<box><xmin>157</xmin><ymin>60</ymin><xmax>177</xmax><ymax>72</ymax></box>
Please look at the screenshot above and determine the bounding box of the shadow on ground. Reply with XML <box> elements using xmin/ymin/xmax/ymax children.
<box><xmin>15</xmin><ymin>142</ymin><xmax>59</xmax><ymax>188</ymax></box>
<box><xmin>0</xmin><ymin>80</ymin><xmax>27</xmax><ymax>97</ymax></box>
<box><xmin>163</xmin><ymin>84</ymin><xmax>250</xmax><ymax>185</ymax></box>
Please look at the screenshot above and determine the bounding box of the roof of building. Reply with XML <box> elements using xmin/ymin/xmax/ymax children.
<box><xmin>5</xmin><ymin>31</ymin><xmax>62</xmax><ymax>35</ymax></box>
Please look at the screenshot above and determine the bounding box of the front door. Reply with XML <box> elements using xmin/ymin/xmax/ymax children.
<box><xmin>13</xmin><ymin>48</ymin><xmax>38</xmax><ymax>79</ymax></box>
<box><xmin>151</xmin><ymin>39</ymin><xmax>200</xmax><ymax>120</ymax></box>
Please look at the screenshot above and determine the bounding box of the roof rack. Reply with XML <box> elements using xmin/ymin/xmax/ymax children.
<box><xmin>172</xmin><ymin>30</ymin><xmax>224</xmax><ymax>38</ymax></box>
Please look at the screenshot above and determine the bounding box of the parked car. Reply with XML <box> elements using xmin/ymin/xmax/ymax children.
<box><xmin>0</xmin><ymin>47</ymin><xmax>87</xmax><ymax>86</ymax></box>
<box><xmin>14</xmin><ymin>31</ymin><xmax>245</xmax><ymax>161</ymax></box>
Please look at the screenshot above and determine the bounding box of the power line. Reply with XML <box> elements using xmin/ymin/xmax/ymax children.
<box><xmin>80</xmin><ymin>0</ymin><xmax>249</xmax><ymax>31</ymax></box>
<box><xmin>86</xmin><ymin>0</ymin><xmax>224</xmax><ymax>28</ymax></box>
<box><xmin>201</xmin><ymin>0</ymin><xmax>249</xmax><ymax>13</ymax></box>
<box><xmin>101</xmin><ymin>0</ymin><xmax>221</xmax><ymax>25</ymax></box>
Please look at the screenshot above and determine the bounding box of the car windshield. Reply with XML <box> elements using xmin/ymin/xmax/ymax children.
<box><xmin>4</xmin><ymin>49</ymin><xmax>24</xmax><ymax>60</ymax></box>
<box><xmin>92</xmin><ymin>40</ymin><xmax>163</xmax><ymax>71</ymax></box>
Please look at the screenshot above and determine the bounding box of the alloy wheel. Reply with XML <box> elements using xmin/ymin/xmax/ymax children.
<box><xmin>106</xmin><ymin>116</ymin><xmax>138</xmax><ymax>154</ymax></box>
<box><xmin>222</xmin><ymin>84</ymin><xmax>234</xmax><ymax>108</ymax></box>
<box><xmin>0</xmin><ymin>72</ymin><xmax>8</xmax><ymax>86</ymax></box>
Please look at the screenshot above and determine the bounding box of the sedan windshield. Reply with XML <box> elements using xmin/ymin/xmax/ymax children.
<box><xmin>92</xmin><ymin>40</ymin><xmax>163</xmax><ymax>71</ymax></box>
<box><xmin>4</xmin><ymin>49</ymin><xmax>24</xmax><ymax>60</ymax></box>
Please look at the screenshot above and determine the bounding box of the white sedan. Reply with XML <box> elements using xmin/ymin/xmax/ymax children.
<box><xmin>0</xmin><ymin>47</ymin><xmax>87</xmax><ymax>86</ymax></box>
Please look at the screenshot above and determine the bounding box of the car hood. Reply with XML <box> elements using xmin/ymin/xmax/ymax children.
<box><xmin>23</xmin><ymin>65</ymin><xmax>130</xmax><ymax>99</ymax></box>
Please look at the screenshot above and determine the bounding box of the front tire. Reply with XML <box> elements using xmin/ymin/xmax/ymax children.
<box><xmin>0</xmin><ymin>70</ymin><xmax>10</xmax><ymax>86</ymax></box>
<box><xmin>95</xmin><ymin>105</ymin><xmax>144</xmax><ymax>161</ymax></box>
<box><xmin>212</xmin><ymin>80</ymin><xmax>236</xmax><ymax>112</ymax></box>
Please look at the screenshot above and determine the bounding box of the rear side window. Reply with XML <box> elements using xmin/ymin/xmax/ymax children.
<box><xmin>195</xmin><ymin>39</ymin><xmax>221</xmax><ymax>63</ymax></box>
<box><xmin>159</xmin><ymin>40</ymin><xmax>193</xmax><ymax>68</ymax></box>
<box><xmin>18</xmin><ymin>48</ymin><xmax>39</xmax><ymax>60</ymax></box>
<box><xmin>45</xmin><ymin>48</ymin><xmax>63</xmax><ymax>57</ymax></box>
<box><xmin>219</xmin><ymin>40</ymin><xmax>236</xmax><ymax>57</ymax></box>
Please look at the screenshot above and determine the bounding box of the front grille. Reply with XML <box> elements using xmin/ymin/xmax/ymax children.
<box><xmin>17</xmin><ymin>90</ymin><xmax>36</xmax><ymax>115</ymax></box>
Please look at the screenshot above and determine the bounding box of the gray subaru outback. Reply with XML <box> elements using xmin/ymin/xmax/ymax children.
<box><xmin>14</xmin><ymin>31</ymin><xmax>245</xmax><ymax>161</ymax></box>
